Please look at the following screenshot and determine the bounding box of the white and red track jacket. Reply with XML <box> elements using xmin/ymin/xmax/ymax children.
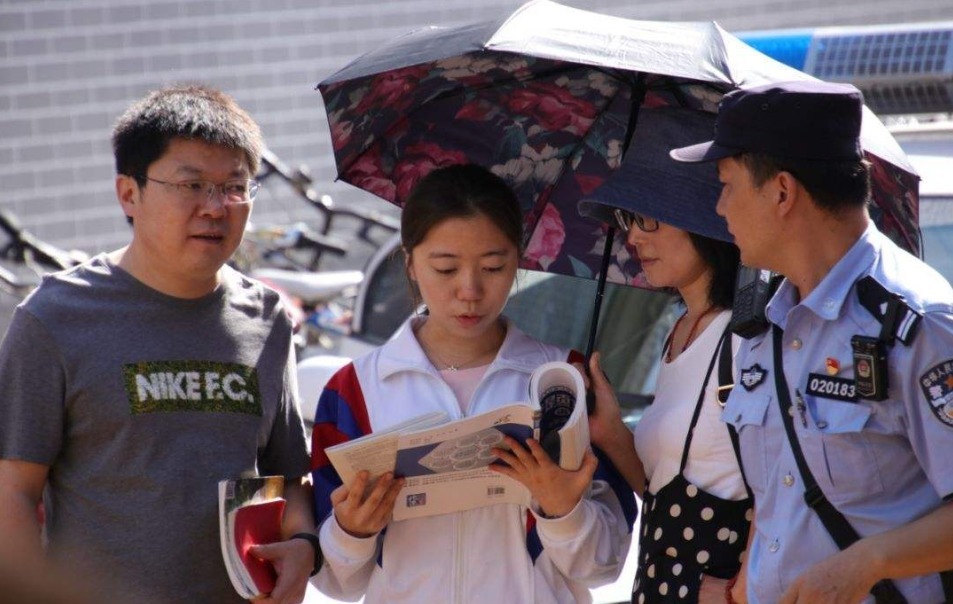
<box><xmin>309</xmin><ymin>318</ymin><xmax>636</xmax><ymax>604</ymax></box>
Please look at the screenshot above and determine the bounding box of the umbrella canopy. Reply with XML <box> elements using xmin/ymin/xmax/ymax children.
<box><xmin>318</xmin><ymin>0</ymin><xmax>921</xmax><ymax>292</ymax></box>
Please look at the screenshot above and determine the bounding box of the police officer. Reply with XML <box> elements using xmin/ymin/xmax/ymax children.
<box><xmin>670</xmin><ymin>80</ymin><xmax>953</xmax><ymax>604</ymax></box>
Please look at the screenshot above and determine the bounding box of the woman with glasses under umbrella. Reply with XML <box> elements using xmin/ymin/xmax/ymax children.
<box><xmin>579</xmin><ymin>108</ymin><xmax>752</xmax><ymax>604</ymax></box>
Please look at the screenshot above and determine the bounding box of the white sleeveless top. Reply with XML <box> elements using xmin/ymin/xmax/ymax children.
<box><xmin>633</xmin><ymin>310</ymin><xmax>748</xmax><ymax>500</ymax></box>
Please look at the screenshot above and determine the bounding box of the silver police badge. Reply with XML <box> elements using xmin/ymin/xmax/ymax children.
<box><xmin>740</xmin><ymin>364</ymin><xmax>768</xmax><ymax>391</ymax></box>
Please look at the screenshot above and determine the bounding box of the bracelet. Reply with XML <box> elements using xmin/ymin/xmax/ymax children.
<box><xmin>725</xmin><ymin>574</ymin><xmax>739</xmax><ymax>604</ymax></box>
<box><xmin>291</xmin><ymin>532</ymin><xmax>323</xmax><ymax>577</ymax></box>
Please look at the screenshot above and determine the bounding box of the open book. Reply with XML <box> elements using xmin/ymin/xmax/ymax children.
<box><xmin>218</xmin><ymin>476</ymin><xmax>285</xmax><ymax>599</ymax></box>
<box><xmin>325</xmin><ymin>361</ymin><xmax>589</xmax><ymax>520</ymax></box>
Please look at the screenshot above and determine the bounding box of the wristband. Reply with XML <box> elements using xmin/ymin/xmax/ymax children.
<box><xmin>291</xmin><ymin>532</ymin><xmax>323</xmax><ymax>577</ymax></box>
<box><xmin>725</xmin><ymin>574</ymin><xmax>739</xmax><ymax>604</ymax></box>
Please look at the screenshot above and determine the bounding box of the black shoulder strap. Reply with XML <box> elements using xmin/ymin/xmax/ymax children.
<box><xmin>716</xmin><ymin>328</ymin><xmax>754</xmax><ymax>502</ymax></box>
<box><xmin>678</xmin><ymin>328</ymin><xmax>727</xmax><ymax>473</ymax></box>
<box><xmin>856</xmin><ymin>275</ymin><xmax>922</xmax><ymax>346</ymax></box>
<box><xmin>771</xmin><ymin>325</ymin><xmax>908</xmax><ymax>604</ymax></box>
<box><xmin>717</xmin><ymin>328</ymin><xmax>734</xmax><ymax>407</ymax></box>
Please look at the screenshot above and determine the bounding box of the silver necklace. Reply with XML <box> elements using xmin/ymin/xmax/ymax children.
<box><xmin>425</xmin><ymin>339</ymin><xmax>500</xmax><ymax>372</ymax></box>
<box><xmin>430</xmin><ymin>349</ymin><xmax>488</xmax><ymax>371</ymax></box>
<box><xmin>418</xmin><ymin>321</ymin><xmax>505</xmax><ymax>372</ymax></box>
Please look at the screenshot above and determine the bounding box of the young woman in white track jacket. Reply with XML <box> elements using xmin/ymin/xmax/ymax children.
<box><xmin>309</xmin><ymin>164</ymin><xmax>636</xmax><ymax>604</ymax></box>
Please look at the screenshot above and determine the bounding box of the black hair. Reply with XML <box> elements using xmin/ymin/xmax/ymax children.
<box><xmin>112</xmin><ymin>84</ymin><xmax>263</xmax><ymax>185</ymax></box>
<box><xmin>400</xmin><ymin>164</ymin><xmax>523</xmax><ymax>312</ymax></box>
<box><xmin>740</xmin><ymin>152</ymin><xmax>871</xmax><ymax>214</ymax></box>
<box><xmin>687</xmin><ymin>232</ymin><xmax>740</xmax><ymax>308</ymax></box>
<box><xmin>401</xmin><ymin>164</ymin><xmax>523</xmax><ymax>253</ymax></box>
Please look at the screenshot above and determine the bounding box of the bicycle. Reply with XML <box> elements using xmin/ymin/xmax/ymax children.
<box><xmin>0</xmin><ymin>210</ymin><xmax>88</xmax><ymax>337</ymax></box>
<box><xmin>258</xmin><ymin>149</ymin><xmax>399</xmax><ymax>244</ymax></box>
<box><xmin>235</xmin><ymin>150</ymin><xmax>401</xmax><ymax>356</ymax></box>
<box><xmin>244</xmin><ymin>148</ymin><xmax>399</xmax><ymax>273</ymax></box>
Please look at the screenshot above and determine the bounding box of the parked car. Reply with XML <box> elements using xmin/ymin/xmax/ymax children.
<box><xmin>889</xmin><ymin>120</ymin><xmax>953</xmax><ymax>283</ymax></box>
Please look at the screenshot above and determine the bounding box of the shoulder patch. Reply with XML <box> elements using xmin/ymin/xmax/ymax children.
<box><xmin>920</xmin><ymin>360</ymin><xmax>953</xmax><ymax>428</ymax></box>
<box><xmin>740</xmin><ymin>364</ymin><xmax>768</xmax><ymax>391</ymax></box>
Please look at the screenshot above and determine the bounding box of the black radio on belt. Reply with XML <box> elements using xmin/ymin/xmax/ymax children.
<box><xmin>850</xmin><ymin>335</ymin><xmax>888</xmax><ymax>400</ymax></box>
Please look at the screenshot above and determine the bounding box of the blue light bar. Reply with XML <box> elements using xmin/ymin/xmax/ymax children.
<box><xmin>737</xmin><ymin>30</ymin><xmax>814</xmax><ymax>71</ymax></box>
<box><xmin>736</xmin><ymin>23</ymin><xmax>953</xmax><ymax>115</ymax></box>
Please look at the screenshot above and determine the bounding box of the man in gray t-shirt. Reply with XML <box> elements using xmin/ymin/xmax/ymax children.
<box><xmin>0</xmin><ymin>85</ymin><xmax>317</xmax><ymax>603</ymax></box>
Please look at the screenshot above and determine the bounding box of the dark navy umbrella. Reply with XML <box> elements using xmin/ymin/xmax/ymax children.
<box><xmin>317</xmin><ymin>0</ymin><xmax>920</xmax><ymax>357</ymax></box>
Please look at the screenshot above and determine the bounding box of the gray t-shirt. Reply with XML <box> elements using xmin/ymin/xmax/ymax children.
<box><xmin>0</xmin><ymin>255</ymin><xmax>310</xmax><ymax>603</ymax></box>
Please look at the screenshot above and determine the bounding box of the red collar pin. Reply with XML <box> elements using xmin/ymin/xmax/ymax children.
<box><xmin>826</xmin><ymin>357</ymin><xmax>840</xmax><ymax>376</ymax></box>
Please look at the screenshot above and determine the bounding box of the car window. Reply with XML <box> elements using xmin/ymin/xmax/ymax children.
<box><xmin>503</xmin><ymin>271</ymin><xmax>675</xmax><ymax>417</ymax></box>
<box><xmin>358</xmin><ymin>245</ymin><xmax>414</xmax><ymax>345</ymax></box>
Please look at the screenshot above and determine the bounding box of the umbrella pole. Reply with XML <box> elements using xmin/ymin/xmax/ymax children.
<box><xmin>584</xmin><ymin>225</ymin><xmax>616</xmax><ymax>360</ymax></box>
<box><xmin>584</xmin><ymin>77</ymin><xmax>644</xmax><ymax>361</ymax></box>
<box><xmin>583</xmin><ymin>77</ymin><xmax>645</xmax><ymax>412</ymax></box>
<box><xmin>584</xmin><ymin>225</ymin><xmax>616</xmax><ymax>413</ymax></box>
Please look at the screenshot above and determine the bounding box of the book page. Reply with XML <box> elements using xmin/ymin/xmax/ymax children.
<box><xmin>531</xmin><ymin>362</ymin><xmax>589</xmax><ymax>470</ymax></box>
<box><xmin>391</xmin><ymin>403</ymin><xmax>537</xmax><ymax>520</ymax></box>
<box><xmin>321</xmin><ymin>370</ymin><xmax>589</xmax><ymax>522</ymax></box>
<box><xmin>324</xmin><ymin>411</ymin><xmax>449</xmax><ymax>485</ymax></box>
<box><xmin>338</xmin><ymin>410</ymin><xmax>448</xmax><ymax>447</ymax></box>
<box><xmin>326</xmin><ymin>433</ymin><xmax>400</xmax><ymax>486</ymax></box>
<box><xmin>556</xmin><ymin>391</ymin><xmax>590</xmax><ymax>470</ymax></box>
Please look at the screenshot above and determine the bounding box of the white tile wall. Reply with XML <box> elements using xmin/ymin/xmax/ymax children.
<box><xmin>1</xmin><ymin>0</ymin><xmax>951</xmax><ymax>254</ymax></box>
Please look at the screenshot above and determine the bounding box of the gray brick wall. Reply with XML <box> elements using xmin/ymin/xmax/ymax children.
<box><xmin>2</xmin><ymin>0</ymin><xmax>952</xmax><ymax>258</ymax></box>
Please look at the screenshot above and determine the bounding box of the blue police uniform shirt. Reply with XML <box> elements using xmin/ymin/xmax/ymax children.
<box><xmin>725</xmin><ymin>223</ymin><xmax>953</xmax><ymax>604</ymax></box>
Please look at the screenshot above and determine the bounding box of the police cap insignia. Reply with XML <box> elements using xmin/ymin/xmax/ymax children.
<box><xmin>919</xmin><ymin>360</ymin><xmax>953</xmax><ymax>428</ymax></box>
<box><xmin>740</xmin><ymin>364</ymin><xmax>768</xmax><ymax>391</ymax></box>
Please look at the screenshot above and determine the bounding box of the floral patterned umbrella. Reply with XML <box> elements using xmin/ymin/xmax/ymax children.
<box><xmin>317</xmin><ymin>0</ymin><xmax>920</xmax><ymax>352</ymax></box>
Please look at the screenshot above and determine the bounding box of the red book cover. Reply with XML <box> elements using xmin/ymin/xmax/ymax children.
<box><xmin>233</xmin><ymin>498</ymin><xmax>286</xmax><ymax>595</ymax></box>
<box><xmin>219</xmin><ymin>476</ymin><xmax>286</xmax><ymax>599</ymax></box>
